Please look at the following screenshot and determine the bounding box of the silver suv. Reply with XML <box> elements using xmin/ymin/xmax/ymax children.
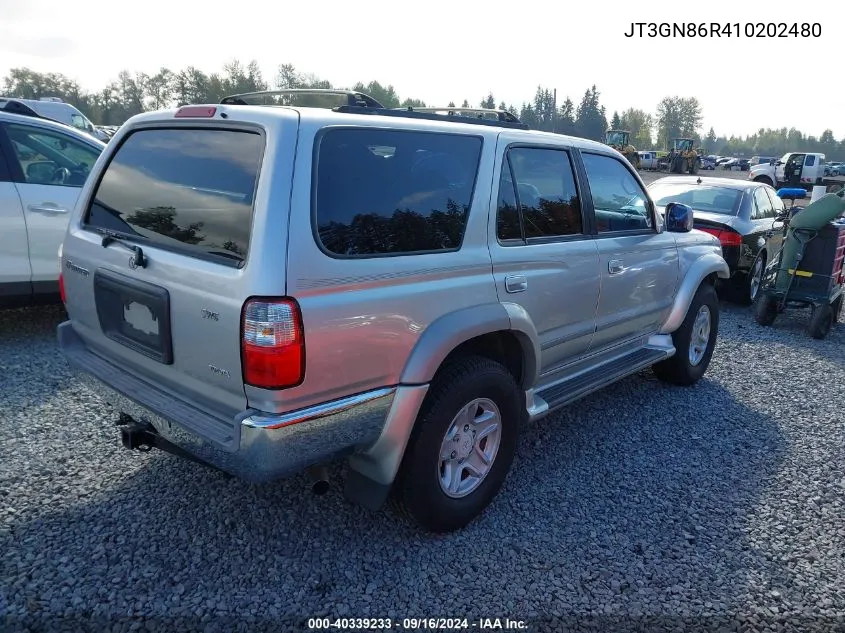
<box><xmin>57</xmin><ymin>90</ymin><xmax>729</xmax><ymax>533</ymax></box>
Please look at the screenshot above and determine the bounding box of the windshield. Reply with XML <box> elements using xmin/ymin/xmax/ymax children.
<box><xmin>606</xmin><ymin>131</ymin><xmax>627</xmax><ymax>145</ymax></box>
<box><xmin>648</xmin><ymin>183</ymin><xmax>743</xmax><ymax>216</ymax></box>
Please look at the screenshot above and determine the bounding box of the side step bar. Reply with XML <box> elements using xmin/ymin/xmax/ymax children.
<box><xmin>536</xmin><ymin>346</ymin><xmax>672</xmax><ymax>413</ymax></box>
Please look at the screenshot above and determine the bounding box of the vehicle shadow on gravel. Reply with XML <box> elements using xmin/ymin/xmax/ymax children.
<box><xmin>1</xmin><ymin>345</ymin><xmax>792</xmax><ymax>628</ymax></box>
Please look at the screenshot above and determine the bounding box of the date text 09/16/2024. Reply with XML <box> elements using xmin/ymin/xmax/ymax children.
<box><xmin>623</xmin><ymin>22</ymin><xmax>822</xmax><ymax>38</ymax></box>
<box><xmin>307</xmin><ymin>618</ymin><xmax>528</xmax><ymax>630</ymax></box>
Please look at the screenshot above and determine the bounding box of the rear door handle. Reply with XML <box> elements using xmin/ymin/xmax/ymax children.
<box><xmin>27</xmin><ymin>203</ymin><xmax>68</xmax><ymax>215</ymax></box>
<box><xmin>505</xmin><ymin>275</ymin><xmax>528</xmax><ymax>293</ymax></box>
<box><xmin>608</xmin><ymin>259</ymin><xmax>625</xmax><ymax>275</ymax></box>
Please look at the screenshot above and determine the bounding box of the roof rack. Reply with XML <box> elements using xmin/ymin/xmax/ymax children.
<box><xmin>219</xmin><ymin>88</ymin><xmax>530</xmax><ymax>130</ymax></box>
<box><xmin>402</xmin><ymin>106</ymin><xmax>522</xmax><ymax>124</ymax></box>
<box><xmin>220</xmin><ymin>88</ymin><xmax>385</xmax><ymax>108</ymax></box>
<box><xmin>333</xmin><ymin>105</ymin><xmax>530</xmax><ymax>130</ymax></box>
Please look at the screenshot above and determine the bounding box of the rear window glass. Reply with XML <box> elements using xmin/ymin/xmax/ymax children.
<box><xmin>648</xmin><ymin>183</ymin><xmax>742</xmax><ymax>215</ymax></box>
<box><xmin>84</xmin><ymin>128</ymin><xmax>263</xmax><ymax>265</ymax></box>
<box><xmin>314</xmin><ymin>128</ymin><xmax>482</xmax><ymax>256</ymax></box>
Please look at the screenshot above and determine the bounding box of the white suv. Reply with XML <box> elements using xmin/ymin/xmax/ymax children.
<box><xmin>0</xmin><ymin>108</ymin><xmax>105</xmax><ymax>307</ymax></box>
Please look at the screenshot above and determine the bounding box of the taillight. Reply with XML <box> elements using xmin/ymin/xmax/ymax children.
<box><xmin>719</xmin><ymin>230</ymin><xmax>743</xmax><ymax>247</ymax></box>
<box><xmin>58</xmin><ymin>272</ymin><xmax>66</xmax><ymax>304</ymax></box>
<box><xmin>241</xmin><ymin>298</ymin><xmax>305</xmax><ymax>389</ymax></box>
<box><xmin>697</xmin><ymin>227</ymin><xmax>742</xmax><ymax>247</ymax></box>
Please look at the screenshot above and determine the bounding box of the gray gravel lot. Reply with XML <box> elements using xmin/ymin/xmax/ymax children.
<box><xmin>1</xmin><ymin>298</ymin><xmax>844</xmax><ymax>633</ymax></box>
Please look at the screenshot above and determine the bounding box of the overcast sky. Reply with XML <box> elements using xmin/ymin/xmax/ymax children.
<box><xmin>1</xmin><ymin>0</ymin><xmax>839</xmax><ymax>140</ymax></box>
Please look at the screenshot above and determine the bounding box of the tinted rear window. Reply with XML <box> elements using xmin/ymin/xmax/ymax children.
<box><xmin>314</xmin><ymin>128</ymin><xmax>482</xmax><ymax>256</ymax></box>
<box><xmin>85</xmin><ymin>128</ymin><xmax>263</xmax><ymax>265</ymax></box>
<box><xmin>649</xmin><ymin>183</ymin><xmax>743</xmax><ymax>215</ymax></box>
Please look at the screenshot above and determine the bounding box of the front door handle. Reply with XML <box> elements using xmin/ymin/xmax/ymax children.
<box><xmin>608</xmin><ymin>259</ymin><xmax>625</xmax><ymax>275</ymax></box>
<box><xmin>505</xmin><ymin>275</ymin><xmax>528</xmax><ymax>293</ymax></box>
<box><xmin>27</xmin><ymin>202</ymin><xmax>68</xmax><ymax>215</ymax></box>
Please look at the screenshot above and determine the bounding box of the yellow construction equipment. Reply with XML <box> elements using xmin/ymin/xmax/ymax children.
<box><xmin>605</xmin><ymin>129</ymin><xmax>640</xmax><ymax>169</ymax></box>
<box><xmin>666</xmin><ymin>138</ymin><xmax>700</xmax><ymax>174</ymax></box>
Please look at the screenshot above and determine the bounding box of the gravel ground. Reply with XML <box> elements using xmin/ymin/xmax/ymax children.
<box><xmin>1</xmin><ymin>301</ymin><xmax>844</xmax><ymax>633</ymax></box>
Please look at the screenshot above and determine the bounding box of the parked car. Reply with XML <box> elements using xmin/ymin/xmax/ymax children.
<box><xmin>637</xmin><ymin>150</ymin><xmax>660</xmax><ymax>170</ymax></box>
<box><xmin>649</xmin><ymin>176</ymin><xmax>786</xmax><ymax>304</ymax></box>
<box><xmin>825</xmin><ymin>161</ymin><xmax>843</xmax><ymax>177</ymax></box>
<box><xmin>716</xmin><ymin>157</ymin><xmax>734</xmax><ymax>166</ymax></box>
<box><xmin>699</xmin><ymin>156</ymin><xmax>716</xmax><ymax>170</ymax></box>
<box><xmin>0</xmin><ymin>97</ymin><xmax>110</xmax><ymax>142</ymax></box>
<box><xmin>56</xmin><ymin>92</ymin><xmax>729</xmax><ymax>533</ymax></box>
<box><xmin>0</xmin><ymin>109</ymin><xmax>105</xmax><ymax>307</ymax></box>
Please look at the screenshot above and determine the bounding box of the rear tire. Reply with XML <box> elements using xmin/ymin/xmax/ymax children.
<box><xmin>754</xmin><ymin>293</ymin><xmax>779</xmax><ymax>326</ymax></box>
<box><xmin>653</xmin><ymin>283</ymin><xmax>719</xmax><ymax>386</ymax></box>
<box><xmin>394</xmin><ymin>356</ymin><xmax>522</xmax><ymax>533</ymax></box>
<box><xmin>832</xmin><ymin>296</ymin><xmax>844</xmax><ymax>324</ymax></box>
<box><xmin>807</xmin><ymin>303</ymin><xmax>834</xmax><ymax>340</ymax></box>
<box><xmin>671</xmin><ymin>156</ymin><xmax>683</xmax><ymax>174</ymax></box>
<box><xmin>737</xmin><ymin>253</ymin><xmax>766</xmax><ymax>306</ymax></box>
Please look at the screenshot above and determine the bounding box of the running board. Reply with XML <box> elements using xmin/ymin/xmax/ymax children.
<box><xmin>533</xmin><ymin>346</ymin><xmax>672</xmax><ymax>418</ymax></box>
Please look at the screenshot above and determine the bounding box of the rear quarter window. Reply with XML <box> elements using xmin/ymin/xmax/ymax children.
<box><xmin>314</xmin><ymin>128</ymin><xmax>482</xmax><ymax>257</ymax></box>
<box><xmin>84</xmin><ymin>127</ymin><xmax>264</xmax><ymax>266</ymax></box>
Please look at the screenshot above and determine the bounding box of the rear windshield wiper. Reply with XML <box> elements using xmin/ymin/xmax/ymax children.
<box><xmin>207</xmin><ymin>249</ymin><xmax>245</xmax><ymax>264</ymax></box>
<box><xmin>100</xmin><ymin>233</ymin><xmax>147</xmax><ymax>268</ymax></box>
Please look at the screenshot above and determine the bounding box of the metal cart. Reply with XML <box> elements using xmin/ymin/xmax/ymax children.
<box><xmin>754</xmin><ymin>188</ymin><xmax>845</xmax><ymax>339</ymax></box>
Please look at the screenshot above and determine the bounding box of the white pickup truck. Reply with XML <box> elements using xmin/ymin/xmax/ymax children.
<box><xmin>748</xmin><ymin>152</ymin><xmax>826</xmax><ymax>189</ymax></box>
<box><xmin>637</xmin><ymin>151</ymin><xmax>660</xmax><ymax>170</ymax></box>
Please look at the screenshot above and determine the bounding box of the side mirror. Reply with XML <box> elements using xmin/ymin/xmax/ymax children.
<box><xmin>25</xmin><ymin>160</ymin><xmax>59</xmax><ymax>183</ymax></box>
<box><xmin>665</xmin><ymin>202</ymin><xmax>694</xmax><ymax>233</ymax></box>
<box><xmin>776</xmin><ymin>161</ymin><xmax>783</xmax><ymax>166</ymax></box>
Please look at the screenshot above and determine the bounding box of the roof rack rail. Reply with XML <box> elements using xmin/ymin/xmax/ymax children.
<box><xmin>220</xmin><ymin>88</ymin><xmax>385</xmax><ymax>108</ymax></box>
<box><xmin>333</xmin><ymin>105</ymin><xmax>530</xmax><ymax>130</ymax></box>
<box><xmin>0</xmin><ymin>98</ymin><xmax>43</xmax><ymax>119</ymax></box>
<box><xmin>402</xmin><ymin>106</ymin><xmax>522</xmax><ymax>124</ymax></box>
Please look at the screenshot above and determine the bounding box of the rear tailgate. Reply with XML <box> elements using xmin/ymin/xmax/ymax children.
<box><xmin>60</xmin><ymin>108</ymin><xmax>299</xmax><ymax>442</ymax></box>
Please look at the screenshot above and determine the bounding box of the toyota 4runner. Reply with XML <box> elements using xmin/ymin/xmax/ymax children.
<box><xmin>57</xmin><ymin>90</ymin><xmax>729</xmax><ymax>533</ymax></box>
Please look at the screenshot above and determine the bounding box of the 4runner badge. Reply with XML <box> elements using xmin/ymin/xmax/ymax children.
<box><xmin>208</xmin><ymin>365</ymin><xmax>231</xmax><ymax>379</ymax></box>
<box><xmin>64</xmin><ymin>260</ymin><xmax>90</xmax><ymax>277</ymax></box>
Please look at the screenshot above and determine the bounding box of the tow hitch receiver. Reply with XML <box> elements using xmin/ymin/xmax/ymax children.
<box><xmin>117</xmin><ymin>415</ymin><xmax>231</xmax><ymax>478</ymax></box>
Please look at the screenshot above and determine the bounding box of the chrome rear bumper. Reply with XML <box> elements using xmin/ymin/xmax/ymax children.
<box><xmin>57</xmin><ymin>321</ymin><xmax>397</xmax><ymax>483</ymax></box>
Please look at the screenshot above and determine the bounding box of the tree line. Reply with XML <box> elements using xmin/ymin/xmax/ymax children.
<box><xmin>3</xmin><ymin>61</ymin><xmax>844</xmax><ymax>160</ymax></box>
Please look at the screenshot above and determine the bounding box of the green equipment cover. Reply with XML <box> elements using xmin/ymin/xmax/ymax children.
<box><xmin>775</xmin><ymin>193</ymin><xmax>845</xmax><ymax>291</ymax></box>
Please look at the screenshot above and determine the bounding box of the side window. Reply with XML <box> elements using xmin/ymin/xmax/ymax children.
<box><xmin>581</xmin><ymin>152</ymin><xmax>653</xmax><ymax>233</ymax></box>
<box><xmin>765</xmin><ymin>187</ymin><xmax>785</xmax><ymax>217</ymax></box>
<box><xmin>497</xmin><ymin>147</ymin><xmax>583</xmax><ymax>241</ymax></box>
<box><xmin>315</xmin><ymin>129</ymin><xmax>482</xmax><ymax>256</ymax></box>
<box><xmin>0</xmin><ymin>140</ymin><xmax>10</xmax><ymax>182</ymax></box>
<box><xmin>805</xmin><ymin>155</ymin><xmax>816</xmax><ymax>167</ymax></box>
<box><xmin>5</xmin><ymin>124</ymin><xmax>101</xmax><ymax>187</ymax></box>
<box><xmin>753</xmin><ymin>187</ymin><xmax>774</xmax><ymax>219</ymax></box>
<box><xmin>70</xmin><ymin>114</ymin><xmax>93</xmax><ymax>132</ymax></box>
